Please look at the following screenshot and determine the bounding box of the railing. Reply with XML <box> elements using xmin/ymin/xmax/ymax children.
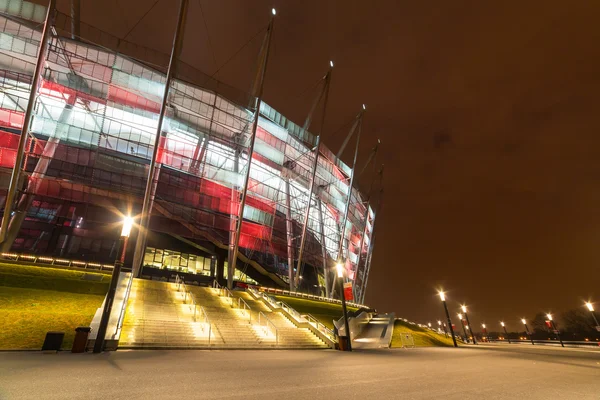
<box><xmin>248</xmin><ymin>287</ymin><xmax>336</xmax><ymax>347</ymax></box>
<box><xmin>303</xmin><ymin>313</ymin><xmax>336</xmax><ymax>342</ymax></box>
<box><xmin>236</xmin><ymin>296</ymin><xmax>252</xmax><ymax>323</ymax></box>
<box><xmin>213</xmin><ymin>280</ymin><xmax>251</xmax><ymax>323</ymax></box>
<box><xmin>114</xmin><ymin>272</ymin><xmax>134</xmax><ymax>338</ymax></box>
<box><xmin>257</xmin><ymin>286</ymin><xmax>363</xmax><ymax>309</ymax></box>
<box><xmin>178</xmin><ymin>275</ymin><xmax>213</xmax><ymax>344</ymax></box>
<box><xmin>1</xmin><ymin>252</ymin><xmax>114</xmax><ymax>271</ymax></box>
<box><xmin>258</xmin><ymin>311</ymin><xmax>278</xmax><ymax>345</ymax></box>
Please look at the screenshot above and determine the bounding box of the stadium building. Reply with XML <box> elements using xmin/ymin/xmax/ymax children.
<box><xmin>0</xmin><ymin>0</ymin><xmax>380</xmax><ymax>304</ymax></box>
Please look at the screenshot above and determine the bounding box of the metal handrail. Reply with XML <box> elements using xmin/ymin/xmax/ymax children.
<box><xmin>258</xmin><ymin>311</ymin><xmax>278</xmax><ymax>345</ymax></box>
<box><xmin>303</xmin><ymin>313</ymin><xmax>335</xmax><ymax>341</ymax></box>
<box><xmin>114</xmin><ymin>271</ymin><xmax>134</xmax><ymax>337</ymax></box>
<box><xmin>177</xmin><ymin>275</ymin><xmax>213</xmax><ymax>344</ymax></box>
<box><xmin>257</xmin><ymin>285</ymin><xmax>363</xmax><ymax>308</ymax></box>
<box><xmin>236</xmin><ymin>296</ymin><xmax>252</xmax><ymax>323</ymax></box>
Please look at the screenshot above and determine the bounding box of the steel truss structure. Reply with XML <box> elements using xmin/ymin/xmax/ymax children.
<box><xmin>0</xmin><ymin>0</ymin><xmax>379</xmax><ymax>302</ymax></box>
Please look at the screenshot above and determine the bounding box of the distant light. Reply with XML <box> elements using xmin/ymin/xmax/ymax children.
<box><xmin>271</xmin><ymin>8</ymin><xmax>276</xmax><ymax>15</ymax></box>
<box><xmin>481</xmin><ymin>324</ymin><xmax>486</xmax><ymax>329</ymax></box>
<box><xmin>121</xmin><ymin>216</ymin><xmax>133</xmax><ymax>237</ymax></box>
<box><xmin>461</xmin><ymin>305</ymin><xmax>467</xmax><ymax>313</ymax></box>
<box><xmin>438</xmin><ymin>291</ymin><xmax>445</xmax><ymax>302</ymax></box>
<box><xmin>362</xmin><ymin>104</ymin><xmax>366</xmax><ymax>110</ymax></box>
<box><xmin>299</xmin><ymin>275</ymin><xmax>303</xmax><ymax>280</ymax></box>
<box><xmin>428</xmin><ymin>322</ymin><xmax>431</xmax><ymax>327</ymax></box>
<box><xmin>521</xmin><ymin>318</ymin><xmax>527</xmax><ymax>325</ymax></box>
<box><xmin>500</xmin><ymin>321</ymin><xmax>505</xmax><ymax>327</ymax></box>
<box><xmin>437</xmin><ymin>320</ymin><xmax>442</xmax><ymax>325</ymax></box>
<box><xmin>585</xmin><ymin>302</ymin><xmax>594</xmax><ymax>312</ymax></box>
<box><xmin>546</xmin><ymin>313</ymin><xmax>553</xmax><ymax>321</ymax></box>
<box><xmin>458</xmin><ymin>313</ymin><xmax>463</xmax><ymax>320</ymax></box>
<box><xmin>329</xmin><ymin>60</ymin><xmax>334</xmax><ymax>68</ymax></box>
<box><xmin>336</xmin><ymin>263</ymin><xmax>344</xmax><ymax>278</ymax></box>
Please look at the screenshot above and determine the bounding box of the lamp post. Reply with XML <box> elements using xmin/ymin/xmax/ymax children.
<box><xmin>336</xmin><ymin>263</ymin><xmax>352</xmax><ymax>351</ymax></box>
<box><xmin>500</xmin><ymin>321</ymin><xmax>511</xmax><ymax>344</ymax></box>
<box><xmin>521</xmin><ymin>318</ymin><xmax>534</xmax><ymax>345</ymax></box>
<box><xmin>461</xmin><ymin>305</ymin><xmax>477</xmax><ymax>344</ymax></box>
<box><xmin>93</xmin><ymin>216</ymin><xmax>133</xmax><ymax>353</ymax></box>
<box><xmin>481</xmin><ymin>324</ymin><xmax>487</xmax><ymax>342</ymax></box>
<box><xmin>439</xmin><ymin>291</ymin><xmax>457</xmax><ymax>347</ymax></box>
<box><xmin>585</xmin><ymin>302</ymin><xmax>599</xmax><ymax>329</ymax></box>
<box><xmin>546</xmin><ymin>313</ymin><xmax>564</xmax><ymax>348</ymax></box>
<box><xmin>458</xmin><ymin>313</ymin><xmax>469</xmax><ymax>343</ymax></box>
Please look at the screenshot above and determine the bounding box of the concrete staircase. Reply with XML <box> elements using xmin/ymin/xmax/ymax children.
<box><xmin>119</xmin><ymin>280</ymin><xmax>215</xmax><ymax>349</ymax></box>
<box><xmin>118</xmin><ymin>278</ymin><xmax>328</xmax><ymax>349</ymax></box>
<box><xmin>232</xmin><ymin>291</ymin><xmax>329</xmax><ymax>349</ymax></box>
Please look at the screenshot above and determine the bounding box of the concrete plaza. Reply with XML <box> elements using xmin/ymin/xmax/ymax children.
<box><xmin>0</xmin><ymin>345</ymin><xmax>598</xmax><ymax>399</ymax></box>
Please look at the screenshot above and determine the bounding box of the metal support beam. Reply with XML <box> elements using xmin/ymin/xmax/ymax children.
<box><xmin>70</xmin><ymin>0</ymin><xmax>80</xmax><ymax>40</ymax></box>
<box><xmin>0</xmin><ymin>0</ymin><xmax>56</xmax><ymax>248</ymax></box>
<box><xmin>284</xmin><ymin>178</ymin><xmax>295</xmax><ymax>291</ymax></box>
<box><xmin>316</xmin><ymin>194</ymin><xmax>330</xmax><ymax>298</ymax></box>
<box><xmin>294</xmin><ymin>67</ymin><xmax>332</xmax><ymax>289</ymax></box>
<box><xmin>331</xmin><ymin>111</ymin><xmax>364</xmax><ymax>296</ymax></box>
<box><xmin>353</xmin><ymin>164</ymin><xmax>383</xmax><ymax>301</ymax></box>
<box><xmin>228</xmin><ymin>15</ymin><xmax>275</xmax><ymax>289</ymax></box>
<box><xmin>131</xmin><ymin>0</ymin><xmax>189</xmax><ymax>277</ymax></box>
<box><xmin>359</xmin><ymin>188</ymin><xmax>383</xmax><ymax>304</ymax></box>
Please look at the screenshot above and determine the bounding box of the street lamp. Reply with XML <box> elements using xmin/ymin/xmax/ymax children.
<box><xmin>521</xmin><ymin>318</ymin><xmax>534</xmax><ymax>345</ymax></box>
<box><xmin>481</xmin><ymin>323</ymin><xmax>487</xmax><ymax>342</ymax></box>
<box><xmin>94</xmin><ymin>216</ymin><xmax>133</xmax><ymax>353</ymax></box>
<box><xmin>458</xmin><ymin>313</ymin><xmax>469</xmax><ymax>343</ymax></box>
<box><xmin>439</xmin><ymin>291</ymin><xmax>457</xmax><ymax>347</ymax></box>
<box><xmin>585</xmin><ymin>302</ymin><xmax>600</xmax><ymax>330</ymax></box>
<box><xmin>336</xmin><ymin>263</ymin><xmax>351</xmax><ymax>351</ymax></box>
<box><xmin>500</xmin><ymin>321</ymin><xmax>511</xmax><ymax>344</ymax></box>
<box><xmin>461</xmin><ymin>305</ymin><xmax>477</xmax><ymax>345</ymax></box>
<box><xmin>546</xmin><ymin>313</ymin><xmax>564</xmax><ymax>348</ymax></box>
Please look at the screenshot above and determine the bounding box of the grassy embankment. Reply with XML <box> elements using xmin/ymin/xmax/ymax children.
<box><xmin>391</xmin><ymin>319</ymin><xmax>457</xmax><ymax>347</ymax></box>
<box><xmin>0</xmin><ymin>263</ymin><xmax>108</xmax><ymax>349</ymax></box>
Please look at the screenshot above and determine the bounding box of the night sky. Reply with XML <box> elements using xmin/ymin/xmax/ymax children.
<box><xmin>43</xmin><ymin>0</ymin><xmax>600</xmax><ymax>330</ymax></box>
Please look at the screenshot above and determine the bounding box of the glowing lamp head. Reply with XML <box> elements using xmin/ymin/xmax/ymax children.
<box><xmin>336</xmin><ymin>263</ymin><xmax>344</xmax><ymax>278</ymax></box>
<box><xmin>585</xmin><ymin>302</ymin><xmax>594</xmax><ymax>312</ymax></box>
<box><xmin>481</xmin><ymin>324</ymin><xmax>486</xmax><ymax>329</ymax></box>
<box><xmin>271</xmin><ymin>8</ymin><xmax>276</xmax><ymax>15</ymax></box>
<box><xmin>362</xmin><ymin>104</ymin><xmax>366</xmax><ymax>110</ymax></box>
<box><xmin>458</xmin><ymin>313</ymin><xmax>463</xmax><ymax>320</ymax></box>
<box><xmin>546</xmin><ymin>313</ymin><xmax>553</xmax><ymax>321</ymax></box>
<box><xmin>428</xmin><ymin>322</ymin><xmax>431</xmax><ymax>327</ymax></box>
<box><xmin>521</xmin><ymin>318</ymin><xmax>527</xmax><ymax>325</ymax></box>
<box><xmin>437</xmin><ymin>320</ymin><xmax>442</xmax><ymax>325</ymax></box>
<box><xmin>438</xmin><ymin>291</ymin><xmax>446</xmax><ymax>302</ymax></box>
<box><xmin>329</xmin><ymin>60</ymin><xmax>334</xmax><ymax>68</ymax></box>
<box><xmin>500</xmin><ymin>321</ymin><xmax>505</xmax><ymax>327</ymax></box>
<box><xmin>121</xmin><ymin>216</ymin><xmax>133</xmax><ymax>237</ymax></box>
<box><xmin>461</xmin><ymin>305</ymin><xmax>467</xmax><ymax>313</ymax></box>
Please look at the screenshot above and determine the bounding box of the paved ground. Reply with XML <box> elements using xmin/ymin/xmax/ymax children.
<box><xmin>0</xmin><ymin>344</ymin><xmax>599</xmax><ymax>399</ymax></box>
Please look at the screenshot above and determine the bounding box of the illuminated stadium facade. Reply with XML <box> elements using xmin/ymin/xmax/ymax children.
<box><xmin>0</xmin><ymin>1</ymin><xmax>379</xmax><ymax>303</ymax></box>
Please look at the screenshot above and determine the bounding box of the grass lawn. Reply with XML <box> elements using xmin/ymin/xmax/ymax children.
<box><xmin>391</xmin><ymin>319</ymin><xmax>457</xmax><ymax>347</ymax></box>
<box><xmin>0</xmin><ymin>287</ymin><xmax>104</xmax><ymax>349</ymax></box>
<box><xmin>272</xmin><ymin>294</ymin><xmax>359</xmax><ymax>330</ymax></box>
<box><xmin>0</xmin><ymin>262</ymin><xmax>108</xmax><ymax>349</ymax></box>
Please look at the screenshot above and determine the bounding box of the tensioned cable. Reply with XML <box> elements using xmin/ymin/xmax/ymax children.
<box><xmin>210</xmin><ymin>24</ymin><xmax>267</xmax><ymax>79</ymax></box>
<box><xmin>122</xmin><ymin>0</ymin><xmax>162</xmax><ymax>40</ymax></box>
<box><xmin>196</xmin><ymin>0</ymin><xmax>217</xmax><ymax>70</ymax></box>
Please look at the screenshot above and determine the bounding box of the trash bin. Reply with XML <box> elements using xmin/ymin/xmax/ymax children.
<box><xmin>42</xmin><ymin>331</ymin><xmax>64</xmax><ymax>352</ymax></box>
<box><xmin>72</xmin><ymin>326</ymin><xmax>92</xmax><ymax>353</ymax></box>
